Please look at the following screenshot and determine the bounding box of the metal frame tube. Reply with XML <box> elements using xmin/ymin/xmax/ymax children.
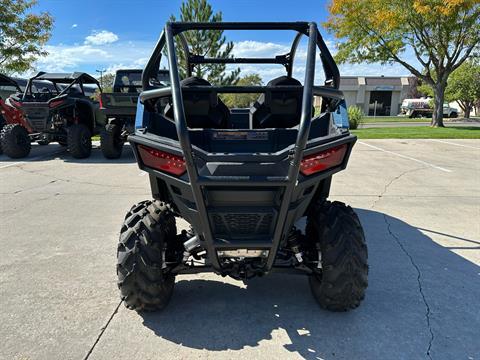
<box><xmin>164</xmin><ymin>23</ymin><xmax>222</xmax><ymax>270</ymax></box>
<box><xmin>265</xmin><ymin>22</ymin><xmax>317</xmax><ymax>270</ymax></box>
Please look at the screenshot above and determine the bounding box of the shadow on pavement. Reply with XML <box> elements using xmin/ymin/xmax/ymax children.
<box><xmin>0</xmin><ymin>143</ymin><xmax>137</xmax><ymax>164</ymax></box>
<box><xmin>61</xmin><ymin>143</ymin><xmax>136</xmax><ymax>164</ymax></box>
<box><xmin>140</xmin><ymin>209</ymin><xmax>480</xmax><ymax>359</ymax></box>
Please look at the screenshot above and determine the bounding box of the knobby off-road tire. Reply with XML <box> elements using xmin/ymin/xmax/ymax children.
<box><xmin>100</xmin><ymin>123</ymin><xmax>124</xmax><ymax>159</ymax></box>
<box><xmin>306</xmin><ymin>201</ymin><xmax>368</xmax><ymax>311</ymax></box>
<box><xmin>0</xmin><ymin>124</ymin><xmax>31</xmax><ymax>159</ymax></box>
<box><xmin>67</xmin><ymin>123</ymin><xmax>91</xmax><ymax>159</ymax></box>
<box><xmin>57</xmin><ymin>139</ymin><xmax>68</xmax><ymax>147</ymax></box>
<box><xmin>0</xmin><ymin>115</ymin><xmax>5</xmax><ymax>155</ymax></box>
<box><xmin>117</xmin><ymin>200</ymin><xmax>177</xmax><ymax>312</ymax></box>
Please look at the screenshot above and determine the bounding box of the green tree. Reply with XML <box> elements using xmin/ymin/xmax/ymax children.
<box><xmin>99</xmin><ymin>72</ymin><xmax>115</xmax><ymax>92</ymax></box>
<box><xmin>169</xmin><ymin>0</ymin><xmax>240</xmax><ymax>85</ymax></box>
<box><xmin>0</xmin><ymin>0</ymin><xmax>54</xmax><ymax>74</ymax></box>
<box><xmin>222</xmin><ymin>73</ymin><xmax>263</xmax><ymax>108</ymax></box>
<box><xmin>448</xmin><ymin>60</ymin><xmax>480</xmax><ymax>118</ymax></box>
<box><xmin>325</xmin><ymin>0</ymin><xmax>480</xmax><ymax>127</ymax></box>
<box><xmin>417</xmin><ymin>59</ymin><xmax>480</xmax><ymax>118</ymax></box>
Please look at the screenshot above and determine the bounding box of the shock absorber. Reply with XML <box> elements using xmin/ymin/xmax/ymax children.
<box><xmin>287</xmin><ymin>228</ymin><xmax>304</xmax><ymax>263</ymax></box>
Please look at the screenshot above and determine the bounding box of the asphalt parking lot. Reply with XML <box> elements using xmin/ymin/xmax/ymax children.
<box><xmin>1</xmin><ymin>139</ymin><xmax>479</xmax><ymax>360</ymax></box>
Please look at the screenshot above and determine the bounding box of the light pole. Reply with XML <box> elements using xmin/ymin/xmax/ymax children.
<box><xmin>96</xmin><ymin>69</ymin><xmax>106</xmax><ymax>88</ymax></box>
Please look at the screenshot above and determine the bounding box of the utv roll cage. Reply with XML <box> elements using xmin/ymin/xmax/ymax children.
<box><xmin>22</xmin><ymin>72</ymin><xmax>102</xmax><ymax>98</ymax></box>
<box><xmin>0</xmin><ymin>74</ymin><xmax>22</xmax><ymax>93</ymax></box>
<box><xmin>132</xmin><ymin>22</ymin><xmax>353</xmax><ymax>275</ymax></box>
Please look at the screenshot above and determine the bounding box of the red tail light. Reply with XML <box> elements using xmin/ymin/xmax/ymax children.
<box><xmin>300</xmin><ymin>144</ymin><xmax>348</xmax><ymax>176</ymax></box>
<box><xmin>49</xmin><ymin>100</ymin><xmax>64</xmax><ymax>108</ymax></box>
<box><xmin>138</xmin><ymin>145</ymin><xmax>186</xmax><ymax>176</ymax></box>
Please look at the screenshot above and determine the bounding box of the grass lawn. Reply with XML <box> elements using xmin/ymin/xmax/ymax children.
<box><xmin>361</xmin><ymin>116</ymin><xmax>427</xmax><ymax>123</ymax></box>
<box><xmin>361</xmin><ymin>116</ymin><xmax>480</xmax><ymax>124</ymax></box>
<box><xmin>351</xmin><ymin>126</ymin><xmax>480</xmax><ymax>139</ymax></box>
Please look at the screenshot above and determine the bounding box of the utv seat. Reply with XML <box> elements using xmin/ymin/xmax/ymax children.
<box><xmin>68</xmin><ymin>87</ymin><xmax>84</xmax><ymax>98</ymax></box>
<box><xmin>250</xmin><ymin>76</ymin><xmax>303</xmax><ymax>129</ymax></box>
<box><xmin>164</xmin><ymin>76</ymin><xmax>230</xmax><ymax>129</ymax></box>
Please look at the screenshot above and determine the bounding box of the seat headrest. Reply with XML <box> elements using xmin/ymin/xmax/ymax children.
<box><xmin>164</xmin><ymin>76</ymin><xmax>230</xmax><ymax>128</ymax></box>
<box><xmin>267</xmin><ymin>76</ymin><xmax>302</xmax><ymax>87</ymax></box>
<box><xmin>181</xmin><ymin>76</ymin><xmax>212</xmax><ymax>87</ymax></box>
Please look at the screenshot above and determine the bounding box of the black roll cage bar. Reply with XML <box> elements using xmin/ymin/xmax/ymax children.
<box><xmin>137</xmin><ymin>22</ymin><xmax>346</xmax><ymax>273</ymax></box>
<box><xmin>142</xmin><ymin>22</ymin><xmax>339</xmax><ymax>90</ymax></box>
<box><xmin>0</xmin><ymin>74</ymin><xmax>22</xmax><ymax>92</ymax></box>
<box><xmin>23</xmin><ymin>72</ymin><xmax>102</xmax><ymax>99</ymax></box>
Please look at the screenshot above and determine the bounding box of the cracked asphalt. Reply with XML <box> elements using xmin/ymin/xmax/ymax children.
<box><xmin>1</xmin><ymin>139</ymin><xmax>479</xmax><ymax>360</ymax></box>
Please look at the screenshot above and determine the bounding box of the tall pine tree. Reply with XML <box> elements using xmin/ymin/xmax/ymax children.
<box><xmin>169</xmin><ymin>0</ymin><xmax>240</xmax><ymax>85</ymax></box>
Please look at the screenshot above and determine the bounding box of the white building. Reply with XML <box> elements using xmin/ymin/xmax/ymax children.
<box><xmin>338</xmin><ymin>76</ymin><xmax>416</xmax><ymax>116</ymax></box>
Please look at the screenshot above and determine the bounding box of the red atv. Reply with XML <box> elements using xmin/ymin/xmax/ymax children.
<box><xmin>0</xmin><ymin>74</ymin><xmax>26</xmax><ymax>155</ymax></box>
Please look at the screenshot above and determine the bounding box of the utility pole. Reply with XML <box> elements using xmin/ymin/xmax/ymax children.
<box><xmin>96</xmin><ymin>69</ymin><xmax>106</xmax><ymax>88</ymax></box>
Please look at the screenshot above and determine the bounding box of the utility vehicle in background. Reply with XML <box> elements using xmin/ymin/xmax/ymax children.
<box><xmin>1</xmin><ymin>72</ymin><xmax>103</xmax><ymax>159</ymax></box>
<box><xmin>117</xmin><ymin>22</ymin><xmax>368</xmax><ymax>312</ymax></box>
<box><xmin>99</xmin><ymin>69</ymin><xmax>170</xmax><ymax>158</ymax></box>
<box><xmin>400</xmin><ymin>98</ymin><xmax>459</xmax><ymax>118</ymax></box>
<box><xmin>0</xmin><ymin>74</ymin><xmax>26</xmax><ymax>155</ymax></box>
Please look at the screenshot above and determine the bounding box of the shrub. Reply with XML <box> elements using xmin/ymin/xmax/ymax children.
<box><xmin>347</xmin><ymin>105</ymin><xmax>364</xmax><ymax>129</ymax></box>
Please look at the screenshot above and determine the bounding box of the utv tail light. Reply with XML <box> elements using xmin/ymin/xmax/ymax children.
<box><xmin>49</xmin><ymin>100</ymin><xmax>64</xmax><ymax>108</ymax></box>
<box><xmin>138</xmin><ymin>145</ymin><xmax>186</xmax><ymax>176</ymax></box>
<box><xmin>300</xmin><ymin>144</ymin><xmax>348</xmax><ymax>176</ymax></box>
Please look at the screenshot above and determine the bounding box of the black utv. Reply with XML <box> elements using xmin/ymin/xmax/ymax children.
<box><xmin>117</xmin><ymin>22</ymin><xmax>368</xmax><ymax>312</ymax></box>
<box><xmin>3</xmin><ymin>72</ymin><xmax>103</xmax><ymax>159</ymax></box>
<box><xmin>99</xmin><ymin>69</ymin><xmax>170</xmax><ymax>159</ymax></box>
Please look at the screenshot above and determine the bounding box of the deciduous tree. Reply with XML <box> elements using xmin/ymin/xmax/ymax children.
<box><xmin>417</xmin><ymin>59</ymin><xmax>480</xmax><ymax>118</ymax></box>
<box><xmin>325</xmin><ymin>0</ymin><xmax>480</xmax><ymax>127</ymax></box>
<box><xmin>222</xmin><ymin>73</ymin><xmax>263</xmax><ymax>108</ymax></box>
<box><xmin>0</xmin><ymin>0</ymin><xmax>54</xmax><ymax>74</ymax></box>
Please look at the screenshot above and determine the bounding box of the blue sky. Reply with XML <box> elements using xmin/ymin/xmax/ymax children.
<box><xmin>30</xmin><ymin>0</ymin><xmax>412</xmax><ymax>80</ymax></box>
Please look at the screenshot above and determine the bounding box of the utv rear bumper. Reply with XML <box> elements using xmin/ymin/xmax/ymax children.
<box><xmin>129</xmin><ymin>131</ymin><xmax>356</xmax><ymax>275</ymax></box>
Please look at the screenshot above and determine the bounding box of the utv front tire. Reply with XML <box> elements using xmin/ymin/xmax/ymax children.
<box><xmin>307</xmin><ymin>201</ymin><xmax>368</xmax><ymax>311</ymax></box>
<box><xmin>100</xmin><ymin>123</ymin><xmax>124</xmax><ymax>159</ymax></box>
<box><xmin>0</xmin><ymin>124</ymin><xmax>31</xmax><ymax>159</ymax></box>
<box><xmin>117</xmin><ymin>200</ymin><xmax>177</xmax><ymax>312</ymax></box>
<box><xmin>67</xmin><ymin>124</ymin><xmax>91</xmax><ymax>158</ymax></box>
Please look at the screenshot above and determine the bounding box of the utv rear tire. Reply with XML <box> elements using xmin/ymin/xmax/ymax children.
<box><xmin>0</xmin><ymin>124</ymin><xmax>31</xmax><ymax>159</ymax></box>
<box><xmin>307</xmin><ymin>201</ymin><xmax>368</xmax><ymax>311</ymax></box>
<box><xmin>100</xmin><ymin>123</ymin><xmax>124</xmax><ymax>159</ymax></box>
<box><xmin>117</xmin><ymin>200</ymin><xmax>177</xmax><ymax>312</ymax></box>
<box><xmin>67</xmin><ymin>124</ymin><xmax>91</xmax><ymax>158</ymax></box>
<box><xmin>0</xmin><ymin>116</ymin><xmax>5</xmax><ymax>155</ymax></box>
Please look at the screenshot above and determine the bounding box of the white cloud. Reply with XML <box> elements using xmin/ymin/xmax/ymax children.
<box><xmin>31</xmin><ymin>41</ymin><xmax>153</xmax><ymax>74</ymax></box>
<box><xmin>84</xmin><ymin>30</ymin><xmax>119</xmax><ymax>45</ymax></box>
<box><xmin>34</xmin><ymin>44</ymin><xmax>111</xmax><ymax>73</ymax></box>
<box><xmin>71</xmin><ymin>24</ymin><xmax>78</xmax><ymax>29</ymax></box>
<box><xmin>227</xmin><ymin>40</ymin><xmax>412</xmax><ymax>83</ymax></box>
<box><xmin>231</xmin><ymin>41</ymin><xmax>290</xmax><ymax>57</ymax></box>
<box><xmin>28</xmin><ymin>38</ymin><xmax>413</xmax><ymax>81</ymax></box>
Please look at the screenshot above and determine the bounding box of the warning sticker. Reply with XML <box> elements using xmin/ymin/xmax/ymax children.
<box><xmin>212</xmin><ymin>131</ymin><xmax>268</xmax><ymax>141</ymax></box>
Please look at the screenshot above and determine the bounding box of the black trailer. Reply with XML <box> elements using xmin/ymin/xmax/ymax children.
<box><xmin>117</xmin><ymin>22</ymin><xmax>368</xmax><ymax>312</ymax></box>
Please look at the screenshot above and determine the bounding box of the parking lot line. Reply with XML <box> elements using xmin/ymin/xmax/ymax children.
<box><xmin>358</xmin><ymin>141</ymin><xmax>452</xmax><ymax>173</ymax></box>
<box><xmin>427</xmin><ymin>139</ymin><xmax>480</xmax><ymax>150</ymax></box>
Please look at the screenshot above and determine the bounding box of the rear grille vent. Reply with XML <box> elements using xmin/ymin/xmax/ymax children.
<box><xmin>25</xmin><ymin>108</ymin><xmax>49</xmax><ymax>131</ymax></box>
<box><xmin>211</xmin><ymin>212</ymin><xmax>274</xmax><ymax>238</ymax></box>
